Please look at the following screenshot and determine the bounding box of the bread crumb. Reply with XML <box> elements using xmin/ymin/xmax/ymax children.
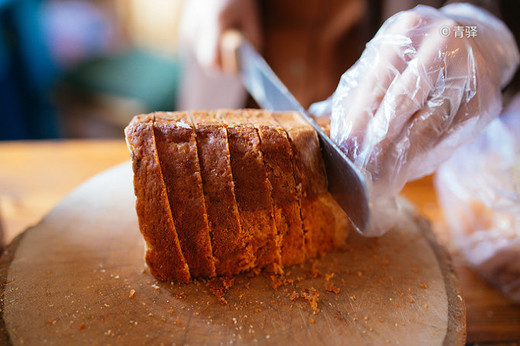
<box><xmin>324</xmin><ymin>273</ymin><xmax>335</xmax><ymax>282</ymax></box>
<box><xmin>424</xmin><ymin>304</ymin><xmax>428</xmax><ymax>309</ymax></box>
<box><xmin>176</xmin><ymin>292</ymin><xmax>186</xmax><ymax>299</ymax></box>
<box><xmin>175</xmin><ymin>317</ymin><xmax>181</xmax><ymax>325</ymax></box>
<box><xmin>78</xmin><ymin>323</ymin><xmax>86</xmax><ymax>331</ymax></box>
<box><xmin>311</xmin><ymin>262</ymin><xmax>321</xmax><ymax>279</ymax></box>
<box><xmin>357</xmin><ymin>271</ymin><xmax>363</xmax><ymax>277</ymax></box>
<box><xmin>129</xmin><ymin>289</ymin><xmax>136</xmax><ymax>299</ymax></box>
<box><xmin>270</xmin><ymin>275</ymin><xmax>283</xmax><ymax>290</ymax></box>
<box><xmin>309</xmin><ymin>317</ymin><xmax>315</xmax><ymax>324</ymax></box>
<box><xmin>168</xmin><ymin>309</ymin><xmax>174</xmax><ymax>315</ymax></box>
<box><xmin>301</xmin><ymin>288</ymin><xmax>320</xmax><ymax>315</ymax></box>
<box><xmin>290</xmin><ymin>291</ymin><xmax>300</xmax><ymax>301</ymax></box>
<box><xmin>325</xmin><ymin>282</ymin><xmax>340</xmax><ymax>294</ymax></box>
<box><xmin>207</xmin><ymin>277</ymin><xmax>235</xmax><ymax>305</ymax></box>
<box><xmin>152</xmin><ymin>284</ymin><xmax>160</xmax><ymax>291</ymax></box>
<box><xmin>350</xmin><ymin>295</ymin><xmax>356</xmax><ymax>301</ymax></box>
<box><xmin>48</xmin><ymin>318</ymin><xmax>56</xmax><ymax>325</ymax></box>
<box><xmin>421</xmin><ymin>283</ymin><xmax>428</xmax><ymax>289</ymax></box>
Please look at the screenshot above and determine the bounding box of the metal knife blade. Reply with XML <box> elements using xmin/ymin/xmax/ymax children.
<box><xmin>232</xmin><ymin>34</ymin><xmax>370</xmax><ymax>234</ymax></box>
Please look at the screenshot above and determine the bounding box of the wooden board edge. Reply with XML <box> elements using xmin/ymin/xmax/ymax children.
<box><xmin>415</xmin><ymin>215</ymin><xmax>467</xmax><ymax>345</ymax></box>
<box><xmin>0</xmin><ymin>229</ymin><xmax>29</xmax><ymax>346</ymax></box>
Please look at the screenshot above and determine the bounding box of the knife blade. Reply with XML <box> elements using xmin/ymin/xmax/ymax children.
<box><xmin>222</xmin><ymin>31</ymin><xmax>370</xmax><ymax>234</ymax></box>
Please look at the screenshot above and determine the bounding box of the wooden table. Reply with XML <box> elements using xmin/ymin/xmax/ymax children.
<box><xmin>1</xmin><ymin>140</ymin><xmax>519</xmax><ymax>344</ymax></box>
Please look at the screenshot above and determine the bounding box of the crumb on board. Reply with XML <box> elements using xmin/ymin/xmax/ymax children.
<box><xmin>176</xmin><ymin>292</ymin><xmax>186</xmax><ymax>299</ymax></box>
<box><xmin>175</xmin><ymin>317</ymin><xmax>181</xmax><ymax>325</ymax></box>
<box><xmin>129</xmin><ymin>289</ymin><xmax>136</xmax><ymax>299</ymax></box>
<box><xmin>48</xmin><ymin>318</ymin><xmax>56</xmax><ymax>325</ymax></box>
<box><xmin>270</xmin><ymin>275</ymin><xmax>283</xmax><ymax>290</ymax></box>
<box><xmin>78</xmin><ymin>323</ymin><xmax>87</xmax><ymax>331</ymax></box>
<box><xmin>324</xmin><ymin>272</ymin><xmax>335</xmax><ymax>282</ymax></box>
<box><xmin>301</xmin><ymin>288</ymin><xmax>320</xmax><ymax>315</ymax></box>
<box><xmin>207</xmin><ymin>277</ymin><xmax>235</xmax><ymax>305</ymax></box>
<box><xmin>168</xmin><ymin>309</ymin><xmax>174</xmax><ymax>315</ymax></box>
<box><xmin>290</xmin><ymin>291</ymin><xmax>299</xmax><ymax>301</ymax></box>
<box><xmin>326</xmin><ymin>282</ymin><xmax>340</xmax><ymax>294</ymax></box>
<box><xmin>309</xmin><ymin>317</ymin><xmax>315</xmax><ymax>324</ymax></box>
<box><xmin>311</xmin><ymin>261</ymin><xmax>321</xmax><ymax>279</ymax></box>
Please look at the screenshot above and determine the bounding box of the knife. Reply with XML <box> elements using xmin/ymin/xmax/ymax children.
<box><xmin>221</xmin><ymin>30</ymin><xmax>370</xmax><ymax>234</ymax></box>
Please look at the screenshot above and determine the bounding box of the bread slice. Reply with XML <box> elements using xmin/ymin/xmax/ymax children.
<box><xmin>219</xmin><ymin>109</ymin><xmax>282</xmax><ymax>273</ymax></box>
<box><xmin>273</xmin><ymin>112</ymin><xmax>350</xmax><ymax>257</ymax></box>
<box><xmin>246</xmin><ymin>110</ymin><xmax>305</xmax><ymax>266</ymax></box>
<box><xmin>125</xmin><ymin>114</ymin><xmax>191</xmax><ymax>282</ymax></box>
<box><xmin>153</xmin><ymin>112</ymin><xmax>216</xmax><ymax>279</ymax></box>
<box><xmin>189</xmin><ymin>110</ymin><xmax>255</xmax><ymax>276</ymax></box>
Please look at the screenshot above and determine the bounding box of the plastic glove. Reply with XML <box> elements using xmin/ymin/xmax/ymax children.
<box><xmin>311</xmin><ymin>4</ymin><xmax>519</xmax><ymax>236</ymax></box>
<box><xmin>178</xmin><ymin>0</ymin><xmax>262</xmax><ymax>71</ymax></box>
<box><xmin>436</xmin><ymin>93</ymin><xmax>520</xmax><ymax>301</ymax></box>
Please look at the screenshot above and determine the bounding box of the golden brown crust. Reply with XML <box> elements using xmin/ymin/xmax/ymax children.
<box><xmin>219</xmin><ymin>109</ymin><xmax>282</xmax><ymax>273</ymax></box>
<box><xmin>153</xmin><ymin>112</ymin><xmax>216</xmax><ymax>279</ymax></box>
<box><xmin>125</xmin><ymin>114</ymin><xmax>191</xmax><ymax>283</ymax></box>
<box><xmin>246</xmin><ymin>110</ymin><xmax>305</xmax><ymax>266</ymax></box>
<box><xmin>190</xmin><ymin>110</ymin><xmax>255</xmax><ymax>276</ymax></box>
<box><xmin>126</xmin><ymin>110</ymin><xmax>348</xmax><ymax>282</ymax></box>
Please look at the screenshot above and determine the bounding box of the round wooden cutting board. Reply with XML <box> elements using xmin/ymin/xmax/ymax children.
<box><xmin>0</xmin><ymin>162</ymin><xmax>465</xmax><ymax>345</ymax></box>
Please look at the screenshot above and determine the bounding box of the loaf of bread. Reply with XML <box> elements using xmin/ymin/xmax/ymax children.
<box><xmin>125</xmin><ymin>110</ymin><xmax>351</xmax><ymax>282</ymax></box>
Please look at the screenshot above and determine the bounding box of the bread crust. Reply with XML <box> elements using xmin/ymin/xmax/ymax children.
<box><xmin>273</xmin><ymin>112</ymin><xmax>349</xmax><ymax>257</ymax></box>
<box><xmin>190</xmin><ymin>110</ymin><xmax>255</xmax><ymax>276</ymax></box>
<box><xmin>153</xmin><ymin>112</ymin><xmax>216</xmax><ymax>279</ymax></box>
<box><xmin>246</xmin><ymin>110</ymin><xmax>305</xmax><ymax>266</ymax></box>
<box><xmin>125</xmin><ymin>114</ymin><xmax>191</xmax><ymax>282</ymax></box>
<box><xmin>220</xmin><ymin>109</ymin><xmax>282</xmax><ymax>273</ymax></box>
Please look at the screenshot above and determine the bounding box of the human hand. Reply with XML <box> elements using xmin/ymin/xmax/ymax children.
<box><xmin>313</xmin><ymin>4</ymin><xmax>519</xmax><ymax>235</ymax></box>
<box><xmin>179</xmin><ymin>0</ymin><xmax>262</xmax><ymax>72</ymax></box>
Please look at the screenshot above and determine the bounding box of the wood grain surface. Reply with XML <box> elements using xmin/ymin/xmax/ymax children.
<box><xmin>1</xmin><ymin>140</ymin><xmax>519</xmax><ymax>343</ymax></box>
<box><xmin>0</xmin><ymin>163</ymin><xmax>464</xmax><ymax>345</ymax></box>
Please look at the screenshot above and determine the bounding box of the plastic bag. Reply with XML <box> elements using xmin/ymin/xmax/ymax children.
<box><xmin>310</xmin><ymin>4</ymin><xmax>519</xmax><ymax>236</ymax></box>
<box><xmin>435</xmin><ymin>94</ymin><xmax>520</xmax><ymax>301</ymax></box>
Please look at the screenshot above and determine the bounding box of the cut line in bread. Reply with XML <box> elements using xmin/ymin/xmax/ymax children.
<box><xmin>246</xmin><ymin>109</ymin><xmax>305</xmax><ymax>266</ymax></box>
<box><xmin>219</xmin><ymin>109</ymin><xmax>282</xmax><ymax>274</ymax></box>
<box><xmin>154</xmin><ymin>112</ymin><xmax>216</xmax><ymax>279</ymax></box>
<box><xmin>125</xmin><ymin>114</ymin><xmax>191</xmax><ymax>282</ymax></box>
<box><xmin>273</xmin><ymin>112</ymin><xmax>349</xmax><ymax>258</ymax></box>
<box><xmin>189</xmin><ymin>110</ymin><xmax>255</xmax><ymax>276</ymax></box>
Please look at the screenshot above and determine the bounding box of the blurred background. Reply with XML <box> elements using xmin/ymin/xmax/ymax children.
<box><xmin>0</xmin><ymin>0</ymin><xmax>185</xmax><ymax>140</ymax></box>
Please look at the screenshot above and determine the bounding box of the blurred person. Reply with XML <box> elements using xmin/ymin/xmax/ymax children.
<box><xmin>177</xmin><ymin>0</ymin><xmax>519</xmax><ymax>109</ymax></box>
<box><xmin>178</xmin><ymin>0</ymin><xmax>520</xmax><ymax>235</ymax></box>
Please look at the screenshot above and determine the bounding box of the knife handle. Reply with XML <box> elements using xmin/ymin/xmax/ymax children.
<box><xmin>220</xmin><ymin>30</ymin><xmax>243</xmax><ymax>74</ymax></box>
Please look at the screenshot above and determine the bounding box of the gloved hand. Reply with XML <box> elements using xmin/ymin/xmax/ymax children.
<box><xmin>179</xmin><ymin>0</ymin><xmax>262</xmax><ymax>71</ymax></box>
<box><xmin>311</xmin><ymin>4</ymin><xmax>519</xmax><ymax>236</ymax></box>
